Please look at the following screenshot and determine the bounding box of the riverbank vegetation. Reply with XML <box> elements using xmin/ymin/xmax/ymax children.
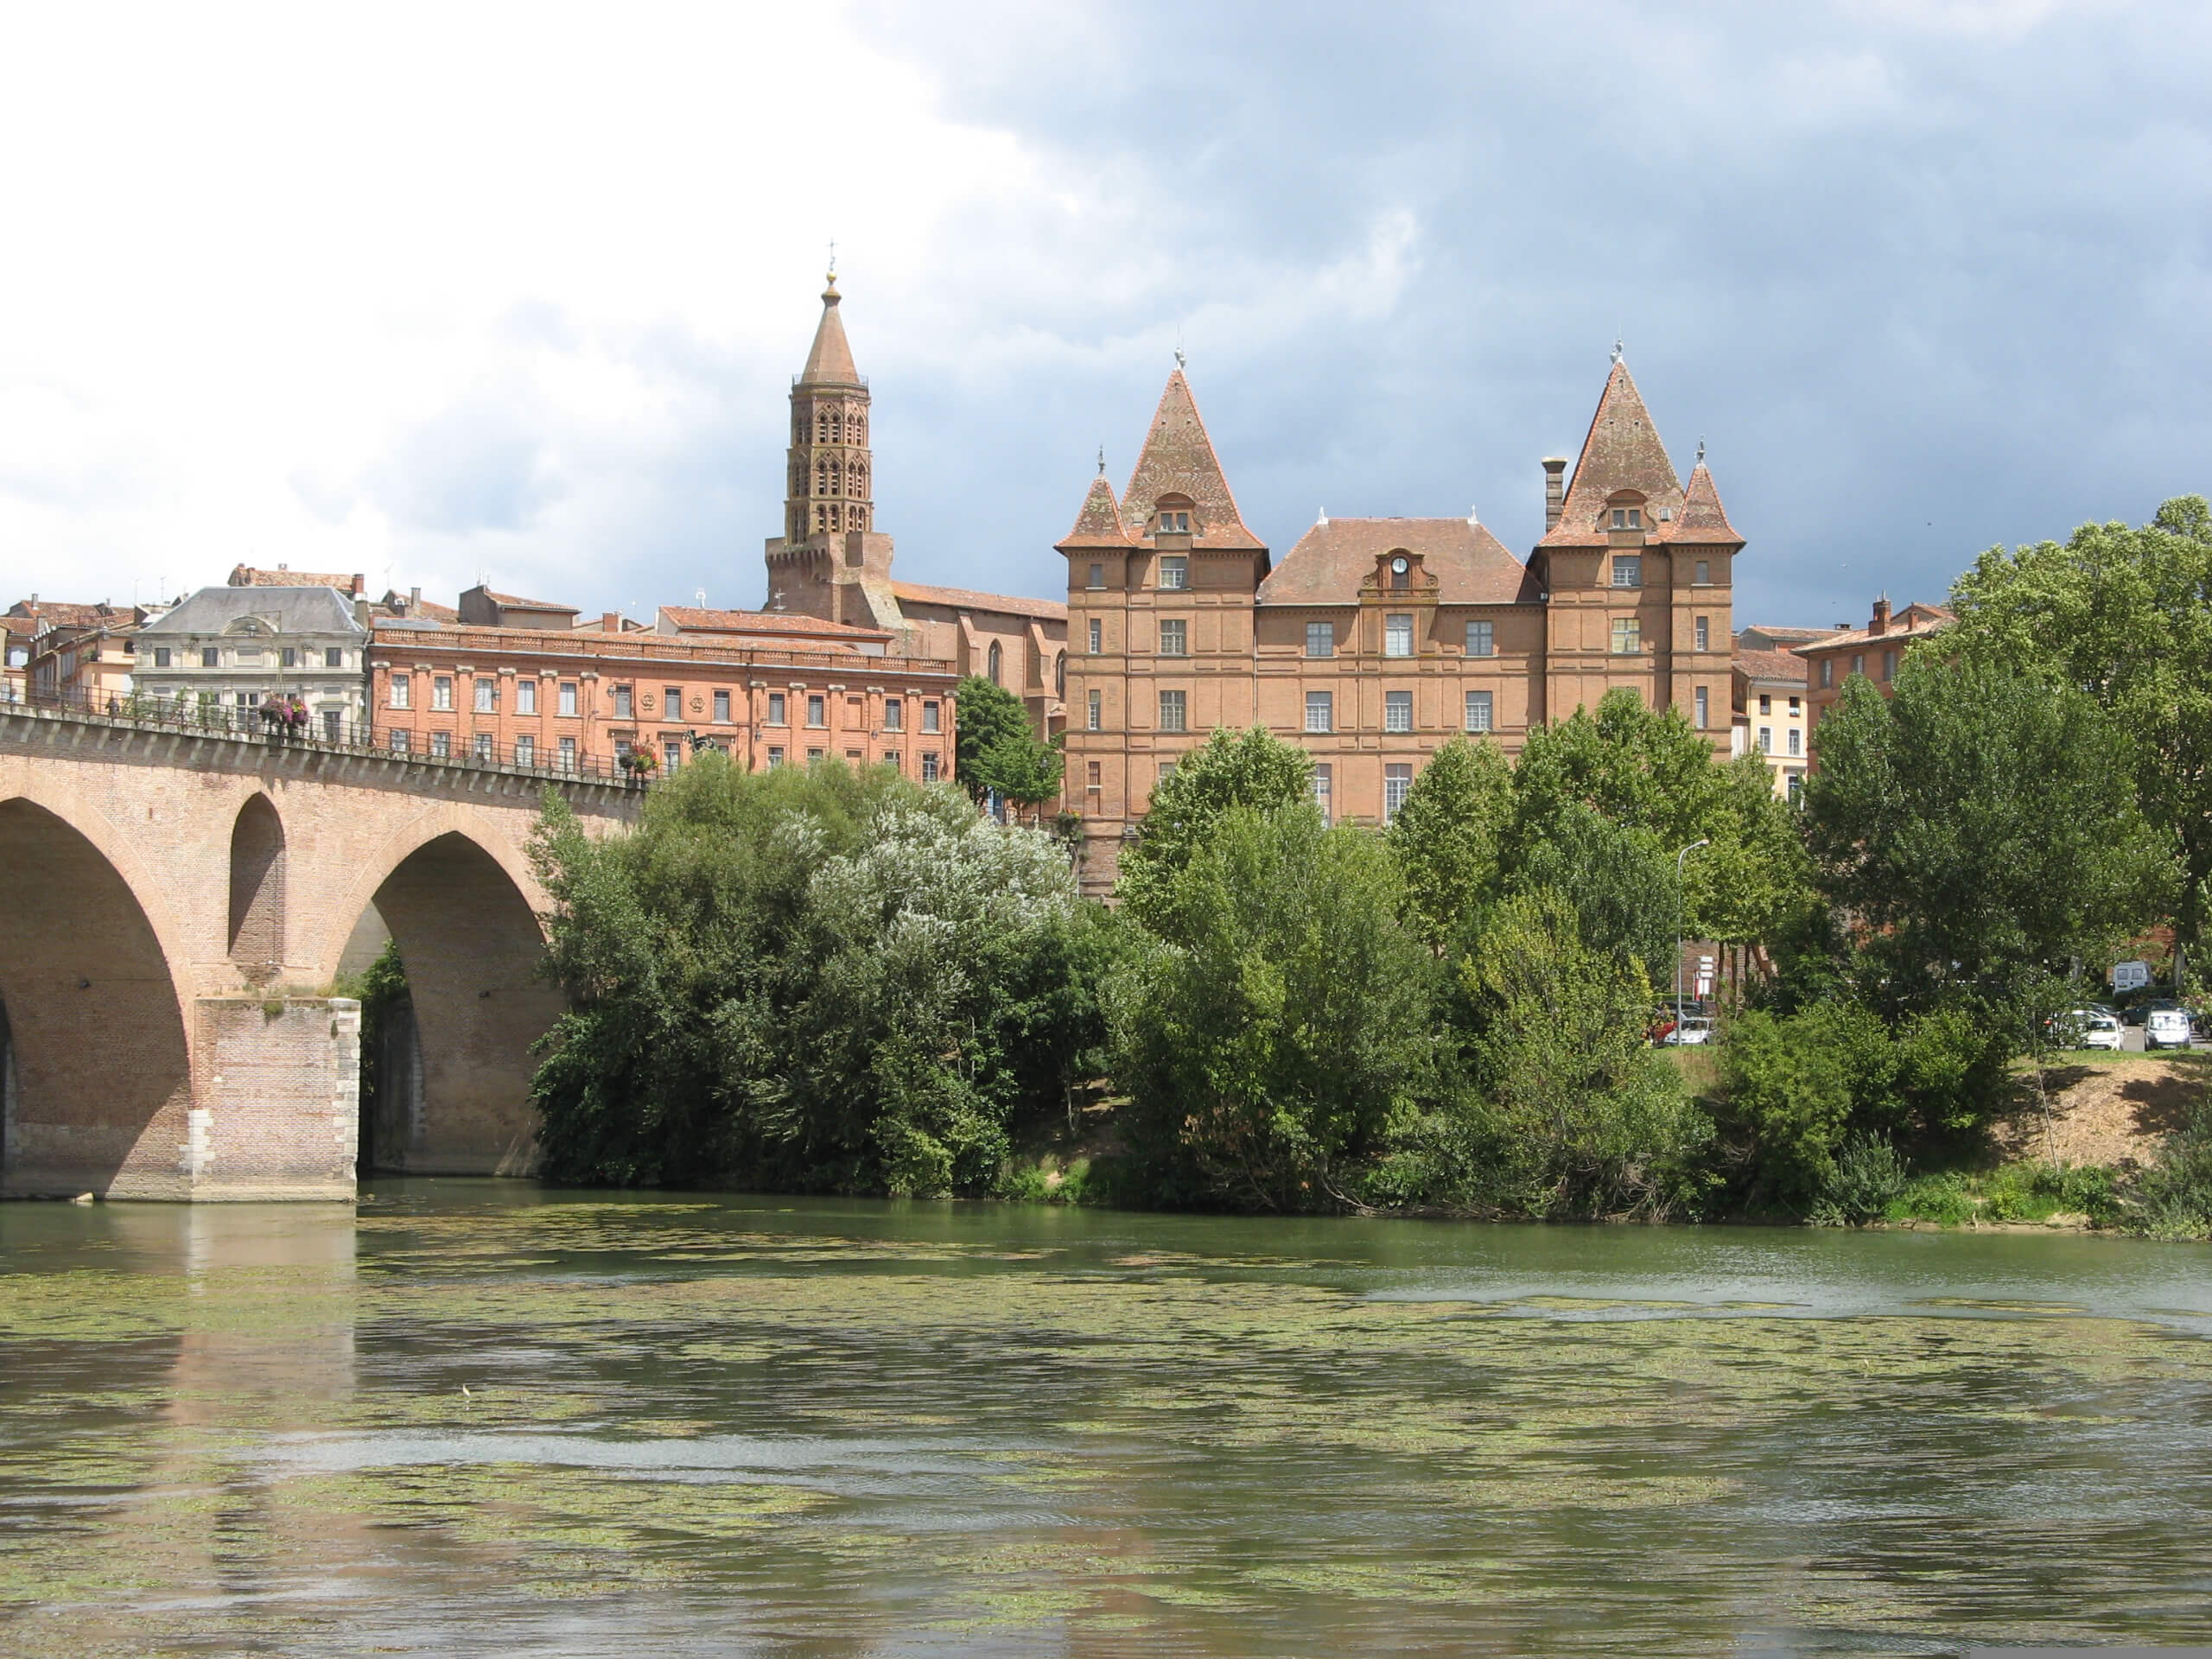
<box><xmin>525</xmin><ymin>501</ymin><xmax>2212</xmax><ymax>1236</ymax></box>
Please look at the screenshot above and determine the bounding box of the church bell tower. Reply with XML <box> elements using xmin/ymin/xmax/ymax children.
<box><xmin>763</xmin><ymin>269</ymin><xmax>901</xmax><ymax>630</ymax></box>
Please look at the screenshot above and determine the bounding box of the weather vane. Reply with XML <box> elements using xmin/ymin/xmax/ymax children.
<box><xmin>1097</xmin><ymin>444</ymin><xmax>1106</xmax><ymax>476</ymax></box>
<box><xmin>1611</xmin><ymin>335</ymin><xmax>1624</xmax><ymax>365</ymax></box>
<box><xmin>827</xmin><ymin>238</ymin><xmax>836</xmax><ymax>283</ymax></box>
<box><xmin>1695</xmin><ymin>435</ymin><xmax>1706</xmax><ymax>465</ymax></box>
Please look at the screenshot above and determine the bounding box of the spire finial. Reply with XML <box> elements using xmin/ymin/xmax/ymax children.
<box><xmin>1611</xmin><ymin>335</ymin><xmax>1624</xmax><ymax>365</ymax></box>
<box><xmin>1173</xmin><ymin>346</ymin><xmax>1185</xmax><ymax>372</ymax></box>
<box><xmin>1695</xmin><ymin>435</ymin><xmax>1706</xmax><ymax>466</ymax></box>
<box><xmin>1096</xmin><ymin>444</ymin><xmax>1106</xmax><ymax>477</ymax></box>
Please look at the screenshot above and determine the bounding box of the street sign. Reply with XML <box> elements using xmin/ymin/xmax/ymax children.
<box><xmin>2111</xmin><ymin>959</ymin><xmax>2152</xmax><ymax>992</ymax></box>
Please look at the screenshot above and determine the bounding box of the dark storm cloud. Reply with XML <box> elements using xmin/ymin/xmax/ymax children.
<box><xmin>766</xmin><ymin>0</ymin><xmax>2212</xmax><ymax>632</ymax></box>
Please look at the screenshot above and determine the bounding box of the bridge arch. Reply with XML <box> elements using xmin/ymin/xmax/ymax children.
<box><xmin>227</xmin><ymin>792</ymin><xmax>287</xmax><ymax>974</ymax></box>
<box><xmin>325</xmin><ymin>809</ymin><xmax>559</xmax><ymax>1176</ymax></box>
<box><xmin>0</xmin><ymin>796</ymin><xmax>194</xmax><ymax>1196</ymax></box>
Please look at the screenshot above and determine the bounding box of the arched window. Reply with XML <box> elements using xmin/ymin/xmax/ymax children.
<box><xmin>817</xmin><ymin>411</ymin><xmax>830</xmax><ymax>442</ymax></box>
<box><xmin>828</xmin><ymin>460</ymin><xmax>842</xmax><ymax>496</ymax></box>
<box><xmin>852</xmin><ymin>414</ymin><xmax>866</xmax><ymax>443</ymax></box>
<box><xmin>849</xmin><ymin>506</ymin><xmax>866</xmax><ymax>530</ymax></box>
<box><xmin>988</xmin><ymin>641</ymin><xmax>1002</xmax><ymax>685</ymax></box>
<box><xmin>1055</xmin><ymin>652</ymin><xmax>1065</xmax><ymax>697</ymax></box>
<box><xmin>816</xmin><ymin>461</ymin><xmax>830</xmax><ymax>494</ymax></box>
<box><xmin>830</xmin><ymin>411</ymin><xmax>843</xmax><ymax>443</ymax></box>
<box><xmin>849</xmin><ymin>462</ymin><xmax>866</xmax><ymax>495</ymax></box>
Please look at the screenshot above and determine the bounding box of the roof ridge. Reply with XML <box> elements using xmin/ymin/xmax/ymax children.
<box><xmin>1119</xmin><ymin>370</ymin><xmax>1262</xmax><ymax>550</ymax></box>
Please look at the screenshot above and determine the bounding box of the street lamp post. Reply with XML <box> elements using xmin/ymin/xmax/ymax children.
<box><xmin>1675</xmin><ymin>838</ymin><xmax>1709</xmax><ymax>1044</ymax></box>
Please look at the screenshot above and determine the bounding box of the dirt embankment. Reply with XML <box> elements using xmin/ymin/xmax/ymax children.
<box><xmin>1994</xmin><ymin>1056</ymin><xmax>2207</xmax><ymax>1167</ymax></box>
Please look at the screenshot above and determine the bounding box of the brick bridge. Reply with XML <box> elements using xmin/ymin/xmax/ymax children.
<box><xmin>0</xmin><ymin>706</ymin><xmax>639</xmax><ymax>1199</ymax></box>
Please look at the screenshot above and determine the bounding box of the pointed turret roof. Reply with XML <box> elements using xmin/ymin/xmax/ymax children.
<box><xmin>1662</xmin><ymin>459</ymin><xmax>1744</xmax><ymax>547</ymax></box>
<box><xmin>1540</xmin><ymin>358</ymin><xmax>1684</xmax><ymax>548</ymax></box>
<box><xmin>799</xmin><ymin>273</ymin><xmax>861</xmax><ymax>386</ymax></box>
<box><xmin>1058</xmin><ymin>473</ymin><xmax>1135</xmax><ymax>550</ymax></box>
<box><xmin>1121</xmin><ymin>370</ymin><xmax>1264</xmax><ymax>550</ymax></box>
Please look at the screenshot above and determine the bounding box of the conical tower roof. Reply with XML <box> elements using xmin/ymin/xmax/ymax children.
<box><xmin>1540</xmin><ymin>357</ymin><xmax>1684</xmax><ymax>547</ymax></box>
<box><xmin>1121</xmin><ymin>369</ymin><xmax>1263</xmax><ymax>550</ymax></box>
<box><xmin>1058</xmin><ymin>472</ymin><xmax>1135</xmax><ymax>550</ymax></box>
<box><xmin>1663</xmin><ymin>458</ymin><xmax>1744</xmax><ymax>547</ymax></box>
<box><xmin>799</xmin><ymin>274</ymin><xmax>861</xmax><ymax>386</ymax></box>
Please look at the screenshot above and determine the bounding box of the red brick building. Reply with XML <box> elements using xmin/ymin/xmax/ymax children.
<box><xmin>1059</xmin><ymin>353</ymin><xmax>1745</xmax><ymax>890</ymax></box>
<box><xmin>366</xmin><ymin>620</ymin><xmax>956</xmax><ymax>781</ymax></box>
<box><xmin>1796</xmin><ymin>597</ymin><xmax>1954</xmax><ymax>737</ymax></box>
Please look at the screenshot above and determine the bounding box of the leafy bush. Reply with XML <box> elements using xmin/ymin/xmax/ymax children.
<box><xmin>1808</xmin><ymin>1133</ymin><xmax>1908</xmax><ymax>1226</ymax></box>
<box><xmin>1436</xmin><ymin>888</ymin><xmax>1711</xmax><ymax>1219</ymax></box>
<box><xmin>1722</xmin><ymin>1007</ymin><xmax>1855</xmax><ymax>1203</ymax></box>
<box><xmin>2132</xmin><ymin>1103</ymin><xmax>2212</xmax><ymax>1239</ymax></box>
<box><xmin>529</xmin><ymin>755</ymin><xmax>1106</xmax><ymax>1195</ymax></box>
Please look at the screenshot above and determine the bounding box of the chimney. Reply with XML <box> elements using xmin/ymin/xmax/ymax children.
<box><xmin>409</xmin><ymin>586</ymin><xmax>421</xmax><ymax>613</ymax></box>
<box><xmin>1870</xmin><ymin>596</ymin><xmax>1890</xmax><ymax>637</ymax></box>
<box><xmin>352</xmin><ymin>573</ymin><xmax>365</xmax><ymax>597</ymax></box>
<box><xmin>1541</xmin><ymin>458</ymin><xmax>1567</xmax><ymax>531</ymax></box>
<box><xmin>601</xmin><ymin>611</ymin><xmax>621</xmax><ymax>633</ymax></box>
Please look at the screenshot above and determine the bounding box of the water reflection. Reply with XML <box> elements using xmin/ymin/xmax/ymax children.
<box><xmin>3</xmin><ymin>1186</ymin><xmax>2212</xmax><ymax>1656</ymax></box>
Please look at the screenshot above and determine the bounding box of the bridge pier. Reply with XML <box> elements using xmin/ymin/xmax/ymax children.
<box><xmin>0</xmin><ymin>995</ymin><xmax>360</xmax><ymax>1201</ymax></box>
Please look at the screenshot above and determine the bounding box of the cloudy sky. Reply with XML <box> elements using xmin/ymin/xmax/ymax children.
<box><xmin>3</xmin><ymin>0</ymin><xmax>2206</xmax><ymax>628</ymax></box>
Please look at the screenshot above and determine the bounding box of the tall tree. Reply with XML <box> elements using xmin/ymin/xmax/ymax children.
<box><xmin>950</xmin><ymin>674</ymin><xmax>1037</xmax><ymax>804</ymax></box>
<box><xmin>1948</xmin><ymin>496</ymin><xmax>2212</xmax><ymax>957</ymax></box>
<box><xmin>1802</xmin><ymin>655</ymin><xmax>2168</xmax><ymax>1011</ymax></box>
<box><xmin>1386</xmin><ymin>734</ymin><xmax>1513</xmax><ymax>949</ymax></box>
<box><xmin>1116</xmin><ymin>727</ymin><xmax>1313</xmax><ymax>929</ymax></box>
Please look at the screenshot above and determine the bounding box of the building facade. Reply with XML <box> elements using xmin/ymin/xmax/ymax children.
<box><xmin>133</xmin><ymin>587</ymin><xmax>370</xmax><ymax>736</ymax></box>
<box><xmin>1796</xmin><ymin>598</ymin><xmax>1953</xmax><ymax>737</ymax></box>
<box><xmin>761</xmin><ymin>275</ymin><xmax>1067</xmax><ymax>735</ymax></box>
<box><xmin>22</xmin><ymin>606</ymin><xmax>149</xmax><ymax>710</ymax></box>
<box><xmin>366</xmin><ymin>621</ymin><xmax>957</xmax><ymax>782</ymax></box>
<box><xmin>1059</xmin><ymin>355</ymin><xmax>1744</xmax><ymax>891</ymax></box>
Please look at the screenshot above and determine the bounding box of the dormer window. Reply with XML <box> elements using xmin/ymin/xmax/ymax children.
<box><xmin>1158</xmin><ymin>511</ymin><xmax>1190</xmax><ymax>535</ymax></box>
<box><xmin>1389</xmin><ymin>555</ymin><xmax>1409</xmax><ymax>591</ymax></box>
<box><xmin>1610</xmin><ymin>507</ymin><xmax>1643</xmax><ymax>529</ymax></box>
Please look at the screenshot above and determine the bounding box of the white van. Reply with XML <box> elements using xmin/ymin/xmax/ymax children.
<box><xmin>2145</xmin><ymin>1007</ymin><xmax>2196</xmax><ymax>1052</ymax></box>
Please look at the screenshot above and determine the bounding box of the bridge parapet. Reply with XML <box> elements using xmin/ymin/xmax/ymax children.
<box><xmin>0</xmin><ymin>694</ymin><xmax>645</xmax><ymax>806</ymax></box>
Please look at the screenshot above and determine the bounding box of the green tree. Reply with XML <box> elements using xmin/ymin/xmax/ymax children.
<box><xmin>1506</xmin><ymin>688</ymin><xmax>1808</xmax><ymax>945</ymax></box>
<box><xmin>1386</xmin><ymin>734</ymin><xmax>1513</xmax><ymax>949</ymax></box>
<box><xmin>1116</xmin><ymin>727</ymin><xmax>1314</xmax><ymax>929</ymax></box>
<box><xmin>951</xmin><ymin>675</ymin><xmax>1042</xmax><ymax>804</ymax></box>
<box><xmin>1802</xmin><ymin>655</ymin><xmax>2167</xmax><ymax>1011</ymax></box>
<box><xmin>1109</xmin><ymin>803</ymin><xmax>1433</xmax><ymax>1211</ymax></box>
<box><xmin>1948</xmin><ymin>496</ymin><xmax>2212</xmax><ymax>963</ymax></box>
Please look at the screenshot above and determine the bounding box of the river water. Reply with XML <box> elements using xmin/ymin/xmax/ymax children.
<box><xmin>4</xmin><ymin>1185</ymin><xmax>2212</xmax><ymax>1656</ymax></box>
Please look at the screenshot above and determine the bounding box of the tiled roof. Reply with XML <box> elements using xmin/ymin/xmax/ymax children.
<box><xmin>6</xmin><ymin>600</ymin><xmax>118</xmax><ymax>629</ymax></box>
<box><xmin>1737</xmin><ymin>624</ymin><xmax>1839</xmax><ymax>648</ymax></box>
<box><xmin>1796</xmin><ymin>603</ymin><xmax>1955</xmax><ymax>656</ymax></box>
<box><xmin>1735</xmin><ymin>648</ymin><xmax>1809</xmax><ymax>686</ymax></box>
<box><xmin>1660</xmin><ymin>461</ymin><xmax>1743</xmax><ymax>547</ymax></box>
<box><xmin>0</xmin><ymin>614</ymin><xmax>35</xmax><ymax>637</ymax></box>
<box><xmin>139</xmin><ymin>585</ymin><xmax>364</xmax><ymax>637</ymax></box>
<box><xmin>798</xmin><ymin>278</ymin><xmax>861</xmax><ymax>386</ymax></box>
<box><xmin>890</xmin><ymin>582</ymin><xmax>1069</xmax><ymax>622</ymax></box>
<box><xmin>1058</xmin><ymin>475</ymin><xmax>1135</xmax><ymax>550</ymax></box>
<box><xmin>486</xmin><ymin>591</ymin><xmax>577</xmax><ymax>612</ymax></box>
<box><xmin>228</xmin><ymin>563</ymin><xmax>360</xmax><ymax>593</ymax></box>
<box><xmin>1540</xmin><ymin>359</ymin><xmax>1685</xmax><ymax>549</ymax></box>
<box><xmin>659</xmin><ymin>606</ymin><xmax>893</xmax><ymax>640</ymax></box>
<box><xmin>1121</xmin><ymin>371</ymin><xmax>1264</xmax><ymax>551</ymax></box>
<box><xmin>1260</xmin><ymin>517</ymin><xmax>1540</xmax><ymax>606</ymax></box>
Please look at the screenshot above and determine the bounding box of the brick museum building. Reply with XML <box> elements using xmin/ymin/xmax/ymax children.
<box><xmin>1057</xmin><ymin>352</ymin><xmax>1745</xmax><ymax>890</ymax></box>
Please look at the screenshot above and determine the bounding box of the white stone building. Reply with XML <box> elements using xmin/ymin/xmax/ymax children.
<box><xmin>133</xmin><ymin>587</ymin><xmax>370</xmax><ymax>738</ymax></box>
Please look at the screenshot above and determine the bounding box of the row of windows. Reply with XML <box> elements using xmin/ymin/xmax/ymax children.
<box><xmin>1608</xmin><ymin>552</ymin><xmax>1719</xmax><ymax>588</ymax></box>
<box><xmin>1134</xmin><ymin>688</ymin><xmax>1498</xmax><ymax>736</ymax></box>
<box><xmin>390</xmin><ymin>674</ymin><xmax>940</xmax><ymax>731</ymax></box>
<box><xmin>1816</xmin><ymin>648</ymin><xmax>1898</xmax><ymax>688</ymax></box>
<box><xmin>1084</xmin><ymin>556</ymin><xmax>1188</xmax><ymax>591</ymax></box>
<box><xmin>1755</xmin><ymin>726</ymin><xmax>1804</xmax><ymax>757</ymax></box>
<box><xmin>143</xmin><ymin>645</ymin><xmax>349</xmax><ymax>670</ymax></box>
<box><xmin>1101</xmin><ymin>683</ymin><xmax>1716</xmax><ymax>737</ymax></box>
<box><xmin>388</xmin><ymin>725</ymin><xmax>944</xmax><ymax>783</ymax></box>
<box><xmin>1080</xmin><ymin>613</ymin><xmax>1705</xmax><ymax>660</ymax></box>
<box><xmin>802</xmin><ymin>410</ymin><xmax>866</xmax><ymax>444</ymax></box>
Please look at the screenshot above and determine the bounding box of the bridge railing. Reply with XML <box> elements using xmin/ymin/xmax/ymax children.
<box><xmin>1</xmin><ymin>686</ymin><xmax>647</xmax><ymax>789</ymax></box>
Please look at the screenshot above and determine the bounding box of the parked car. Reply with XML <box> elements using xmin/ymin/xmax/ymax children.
<box><xmin>2145</xmin><ymin>1007</ymin><xmax>2195</xmax><ymax>1051</ymax></box>
<box><xmin>2074</xmin><ymin>1008</ymin><xmax>2125</xmax><ymax>1052</ymax></box>
<box><xmin>1664</xmin><ymin>1016</ymin><xmax>1715</xmax><ymax>1047</ymax></box>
